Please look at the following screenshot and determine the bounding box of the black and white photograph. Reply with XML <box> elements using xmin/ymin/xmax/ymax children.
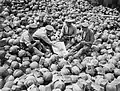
<box><xmin>0</xmin><ymin>0</ymin><xmax>120</xmax><ymax>91</ymax></box>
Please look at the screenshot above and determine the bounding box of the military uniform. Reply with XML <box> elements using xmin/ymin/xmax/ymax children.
<box><xmin>60</xmin><ymin>19</ymin><xmax>77</xmax><ymax>49</ymax></box>
<box><xmin>20</xmin><ymin>24</ymin><xmax>44</xmax><ymax>56</ymax></box>
<box><xmin>33</xmin><ymin>25</ymin><xmax>55</xmax><ymax>53</ymax></box>
<box><xmin>65</xmin><ymin>22</ymin><xmax>94</xmax><ymax>59</ymax></box>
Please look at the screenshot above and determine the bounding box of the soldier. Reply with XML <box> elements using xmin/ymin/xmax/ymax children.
<box><xmin>33</xmin><ymin>25</ymin><xmax>57</xmax><ymax>53</ymax></box>
<box><xmin>65</xmin><ymin>22</ymin><xmax>95</xmax><ymax>59</ymax></box>
<box><xmin>59</xmin><ymin>19</ymin><xmax>77</xmax><ymax>49</ymax></box>
<box><xmin>20</xmin><ymin>24</ymin><xmax>44</xmax><ymax>57</ymax></box>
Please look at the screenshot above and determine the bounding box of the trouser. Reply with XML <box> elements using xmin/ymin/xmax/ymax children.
<box><xmin>64</xmin><ymin>42</ymin><xmax>91</xmax><ymax>59</ymax></box>
<box><xmin>20</xmin><ymin>42</ymin><xmax>44</xmax><ymax>57</ymax></box>
<box><xmin>73</xmin><ymin>46</ymin><xmax>90</xmax><ymax>58</ymax></box>
<box><xmin>33</xmin><ymin>37</ymin><xmax>54</xmax><ymax>53</ymax></box>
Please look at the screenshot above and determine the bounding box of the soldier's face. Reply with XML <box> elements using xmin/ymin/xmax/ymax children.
<box><xmin>46</xmin><ymin>29</ymin><xmax>52</xmax><ymax>35</ymax></box>
<box><xmin>47</xmin><ymin>30</ymin><xmax>51</xmax><ymax>34</ymax></box>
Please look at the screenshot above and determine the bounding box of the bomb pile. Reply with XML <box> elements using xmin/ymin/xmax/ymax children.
<box><xmin>0</xmin><ymin>0</ymin><xmax>120</xmax><ymax>91</ymax></box>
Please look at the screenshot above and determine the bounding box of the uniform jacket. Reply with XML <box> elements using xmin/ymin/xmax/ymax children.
<box><xmin>81</xmin><ymin>28</ymin><xmax>94</xmax><ymax>43</ymax></box>
<box><xmin>61</xmin><ymin>22</ymin><xmax>77</xmax><ymax>36</ymax></box>
<box><xmin>32</xmin><ymin>27</ymin><xmax>52</xmax><ymax>45</ymax></box>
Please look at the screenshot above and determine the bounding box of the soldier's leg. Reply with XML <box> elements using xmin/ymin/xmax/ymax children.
<box><xmin>64</xmin><ymin>42</ymin><xmax>84</xmax><ymax>59</ymax></box>
<box><xmin>73</xmin><ymin>46</ymin><xmax>89</xmax><ymax>59</ymax></box>
<box><xmin>33</xmin><ymin>47</ymin><xmax>44</xmax><ymax>57</ymax></box>
<box><xmin>70</xmin><ymin>42</ymin><xmax>84</xmax><ymax>52</ymax></box>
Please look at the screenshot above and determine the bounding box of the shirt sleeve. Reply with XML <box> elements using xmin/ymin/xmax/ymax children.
<box><xmin>40</xmin><ymin>34</ymin><xmax>52</xmax><ymax>45</ymax></box>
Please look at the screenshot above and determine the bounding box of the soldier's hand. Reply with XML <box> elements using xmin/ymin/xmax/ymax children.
<box><xmin>35</xmin><ymin>40</ymin><xmax>40</xmax><ymax>44</ymax></box>
<box><xmin>28</xmin><ymin>44</ymin><xmax>33</xmax><ymax>49</ymax></box>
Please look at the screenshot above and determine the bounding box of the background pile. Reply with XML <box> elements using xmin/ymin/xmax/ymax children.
<box><xmin>0</xmin><ymin>0</ymin><xmax>120</xmax><ymax>91</ymax></box>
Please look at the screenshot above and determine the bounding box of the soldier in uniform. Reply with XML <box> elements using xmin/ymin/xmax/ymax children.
<box><xmin>59</xmin><ymin>19</ymin><xmax>77</xmax><ymax>49</ymax></box>
<box><xmin>20</xmin><ymin>24</ymin><xmax>44</xmax><ymax>56</ymax></box>
<box><xmin>65</xmin><ymin>22</ymin><xmax>95</xmax><ymax>59</ymax></box>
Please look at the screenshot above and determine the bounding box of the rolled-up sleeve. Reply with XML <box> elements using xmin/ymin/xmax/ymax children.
<box><xmin>40</xmin><ymin>34</ymin><xmax>52</xmax><ymax>45</ymax></box>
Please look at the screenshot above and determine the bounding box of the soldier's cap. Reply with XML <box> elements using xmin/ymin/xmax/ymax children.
<box><xmin>65</xmin><ymin>19</ymin><xmax>75</xmax><ymax>23</ymax></box>
<box><xmin>81</xmin><ymin>22</ymin><xmax>89</xmax><ymax>28</ymax></box>
<box><xmin>29</xmin><ymin>24</ymin><xmax>38</xmax><ymax>29</ymax></box>
<box><xmin>45</xmin><ymin>25</ymin><xmax>54</xmax><ymax>32</ymax></box>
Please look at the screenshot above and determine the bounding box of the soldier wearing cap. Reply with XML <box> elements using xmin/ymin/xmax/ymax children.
<box><xmin>65</xmin><ymin>22</ymin><xmax>95</xmax><ymax>59</ymax></box>
<box><xmin>59</xmin><ymin>19</ymin><xmax>77</xmax><ymax>48</ymax></box>
<box><xmin>20</xmin><ymin>24</ymin><xmax>44</xmax><ymax>56</ymax></box>
<box><xmin>80</xmin><ymin>22</ymin><xmax>94</xmax><ymax>44</ymax></box>
<box><xmin>33</xmin><ymin>25</ymin><xmax>56</xmax><ymax>53</ymax></box>
<box><xmin>43</xmin><ymin>15</ymin><xmax>51</xmax><ymax>27</ymax></box>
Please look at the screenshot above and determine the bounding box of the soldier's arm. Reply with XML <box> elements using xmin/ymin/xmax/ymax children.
<box><xmin>60</xmin><ymin>25</ymin><xmax>65</xmax><ymax>38</ymax></box>
<box><xmin>41</xmin><ymin>35</ymin><xmax>53</xmax><ymax>46</ymax></box>
<box><xmin>84</xmin><ymin>30</ymin><xmax>95</xmax><ymax>45</ymax></box>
